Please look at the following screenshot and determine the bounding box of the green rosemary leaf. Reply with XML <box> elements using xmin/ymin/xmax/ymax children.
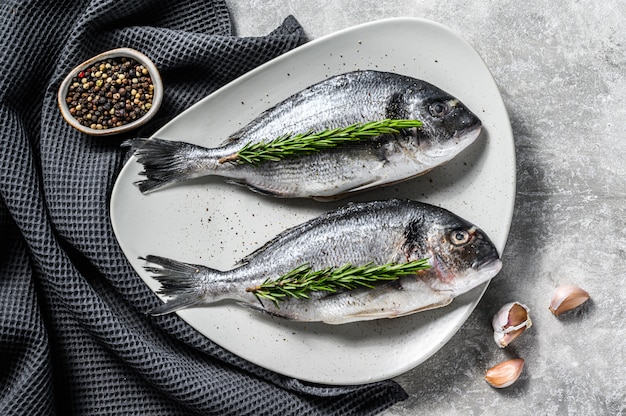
<box><xmin>219</xmin><ymin>119</ymin><xmax>423</xmax><ymax>166</ymax></box>
<box><xmin>246</xmin><ymin>259</ymin><xmax>430</xmax><ymax>307</ymax></box>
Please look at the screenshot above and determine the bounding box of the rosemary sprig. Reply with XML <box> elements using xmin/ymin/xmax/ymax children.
<box><xmin>218</xmin><ymin>119</ymin><xmax>423</xmax><ymax>165</ymax></box>
<box><xmin>246</xmin><ymin>259</ymin><xmax>431</xmax><ymax>307</ymax></box>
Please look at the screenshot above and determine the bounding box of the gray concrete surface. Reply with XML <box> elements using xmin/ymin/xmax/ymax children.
<box><xmin>228</xmin><ymin>1</ymin><xmax>626</xmax><ymax>414</ymax></box>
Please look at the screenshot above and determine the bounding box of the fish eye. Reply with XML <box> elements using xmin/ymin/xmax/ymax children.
<box><xmin>450</xmin><ymin>229</ymin><xmax>471</xmax><ymax>246</ymax></box>
<box><xmin>429</xmin><ymin>101</ymin><xmax>450</xmax><ymax>118</ymax></box>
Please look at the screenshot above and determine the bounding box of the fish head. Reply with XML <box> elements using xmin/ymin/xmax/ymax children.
<box><xmin>406</xmin><ymin>82</ymin><xmax>482</xmax><ymax>164</ymax></box>
<box><xmin>404</xmin><ymin>205</ymin><xmax>502</xmax><ymax>297</ymax></box>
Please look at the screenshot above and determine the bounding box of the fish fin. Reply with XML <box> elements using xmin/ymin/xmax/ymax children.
<box><xmin>312</xmin><ymin>170</ymin><xmax>433</xmax><ymax>201</ymax></box>
<box><xmin>150</xmin><ymin>294</ymin><xmax>205</xmax><ymax>316</ymax></box>
<box><xmin>220</xmin><ymin>132</ymin><xmax>243</xmax><ymax>146</ymax></box>
<box><xmin>393</xmin><ymin>296</ymin><xmax>454</xmax><ymax>316</ymax></box>
<box><xmin>141</xmin><ymin>255</ymin><xmax>220</xmax><ymax>316</ymax></box>
<box><xmin>224</xmin><ymin>179</ymin><xmax>285</xmax><ymax>197</ymax></box>
<box><xmin>234</xmin><ymin>208</ymin><xmax>339</xmax><ymax>265</ymax></box>
<box><xmin>124</xmin><ymin>138</ymin><xmax>214</xmax><ymax>193</ymax></box>
<box><xmin>237</xmin><ymin>300</ymin><xmax>287</xmax><ymax>318</ymax></box>
<box><xmin>325</xmin><ymin>296</ymin><xmax>454</xmax><ymax>324</ymax></box>
<box><xmin>311</xmin><ymin>178</ymin><xmax>380</xmax><ymax>201</ymax></box>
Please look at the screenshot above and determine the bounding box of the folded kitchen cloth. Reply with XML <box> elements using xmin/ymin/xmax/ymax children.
<box><xmin>0</xmin><ymin>0</ymin><xmax>408</xmax><ymax>415</ymax></box>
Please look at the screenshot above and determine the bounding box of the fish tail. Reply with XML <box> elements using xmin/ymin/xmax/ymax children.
<box><xmin>141</xmin><ymin>255</ymin><xmax>220</xmax><ymax>316</ymax></box>
<box><xmin>124</xmin><ymin>137</ymin><xmax>215</xmax><ymax>193</ymax></box>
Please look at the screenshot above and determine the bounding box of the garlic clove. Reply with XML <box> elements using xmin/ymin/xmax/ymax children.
<box><xmin>549</xmin><ymin>285</ymin><xmax>590</xmax><ymax>316</ymax></box>
<box><xmin>492</xmin><ymin>302</ymin><xmax>532</xmax><ymax>348</ymax></box>
<box><xmin>485</xmin><ymin>358</ymin><xmax>524</xmax><ymax>388</ymax></box>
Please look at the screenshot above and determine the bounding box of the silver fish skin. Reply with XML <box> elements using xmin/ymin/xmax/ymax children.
<box><xmin>128</xmin><ymin>70</ymin><xmax>481</xmax><ymax>199</ymax></box>
<box><xmin>144</xmin><ymin>200</ymin><xmax>502</xmax><ymax>324</ymax></box>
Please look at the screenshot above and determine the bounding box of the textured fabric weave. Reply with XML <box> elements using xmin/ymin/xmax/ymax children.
<box><xmin>0</xmin><ymin>0</ymin><xmax>407</xmax><ymax>415</ymax></box>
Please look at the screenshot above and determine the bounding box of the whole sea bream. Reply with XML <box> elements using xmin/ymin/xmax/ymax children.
<box><xmin>127</xmin><ymin>70</ymin><xmax>482</xmax><ymax>199</ymax></box>
<box><xmin>143</xmin><ymin>200</ymin><xmax>502</xmax><ymax>324</ymax></box>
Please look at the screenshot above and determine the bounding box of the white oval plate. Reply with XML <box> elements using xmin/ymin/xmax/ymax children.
<box><xmin>111</xmin><ymin>18</ymin><xmax>515</xmax><ymax>385</ymax></box>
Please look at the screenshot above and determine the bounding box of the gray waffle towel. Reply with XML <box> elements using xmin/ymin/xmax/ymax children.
<box><xmin>0</xmin><ymin>0</ymin><xmax>407</xmax><ymax>414</ymax></box>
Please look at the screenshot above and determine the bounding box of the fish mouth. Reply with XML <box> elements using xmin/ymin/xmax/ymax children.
<box><xmin>421</xmin><ymin>123</ymin><xmax>482</xmax><ymax>164</ymax></box>
<box><xmin>431</xmin><ymin>255</ymin><xmax>501</xmax><ymax>287</ymax></box>
<box><xmin>446</xmin><ymin>258</ymin><xmax>502</xmax><ymax>297</ymax></box>
<box><xmin>472</xmin><ymin>258</ymin><xmax>503</xmax><ymax>275</ymax></box>
<box><xmin>452</xmin><ymin>122</ymin><xmax>482</xmax><ymax>148</ymax></box>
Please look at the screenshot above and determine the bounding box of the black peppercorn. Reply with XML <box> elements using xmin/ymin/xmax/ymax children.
<box><xmin>65</xmin><ymin>57</ymin><xmax>154</xmax><ymax>130</ymax></box>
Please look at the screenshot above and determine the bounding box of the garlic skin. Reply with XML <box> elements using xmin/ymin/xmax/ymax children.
<box><xmin>549</xmin><ymin>285</ymin><xmax>590</xmax><ymax>316</ymax></box>
<box><xmin>485</xmin><ymin>358</ymin><xmax>524</xmax><ymax>388</ymax></box>
<box><xmin>492</xmin><ymin>302</ymin><xmax>532</xmax><ymax>348</ymax></box>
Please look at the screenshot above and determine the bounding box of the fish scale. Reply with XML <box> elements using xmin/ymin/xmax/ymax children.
<box><xmin>143</xmin><ymin>200</ymin><xmax>502</xmax><ymax>324</ymax></box>
<box><xmin>127</xmin><ymin>70</ymin><xmax>482</xmax><ymax>199</ymax></box>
